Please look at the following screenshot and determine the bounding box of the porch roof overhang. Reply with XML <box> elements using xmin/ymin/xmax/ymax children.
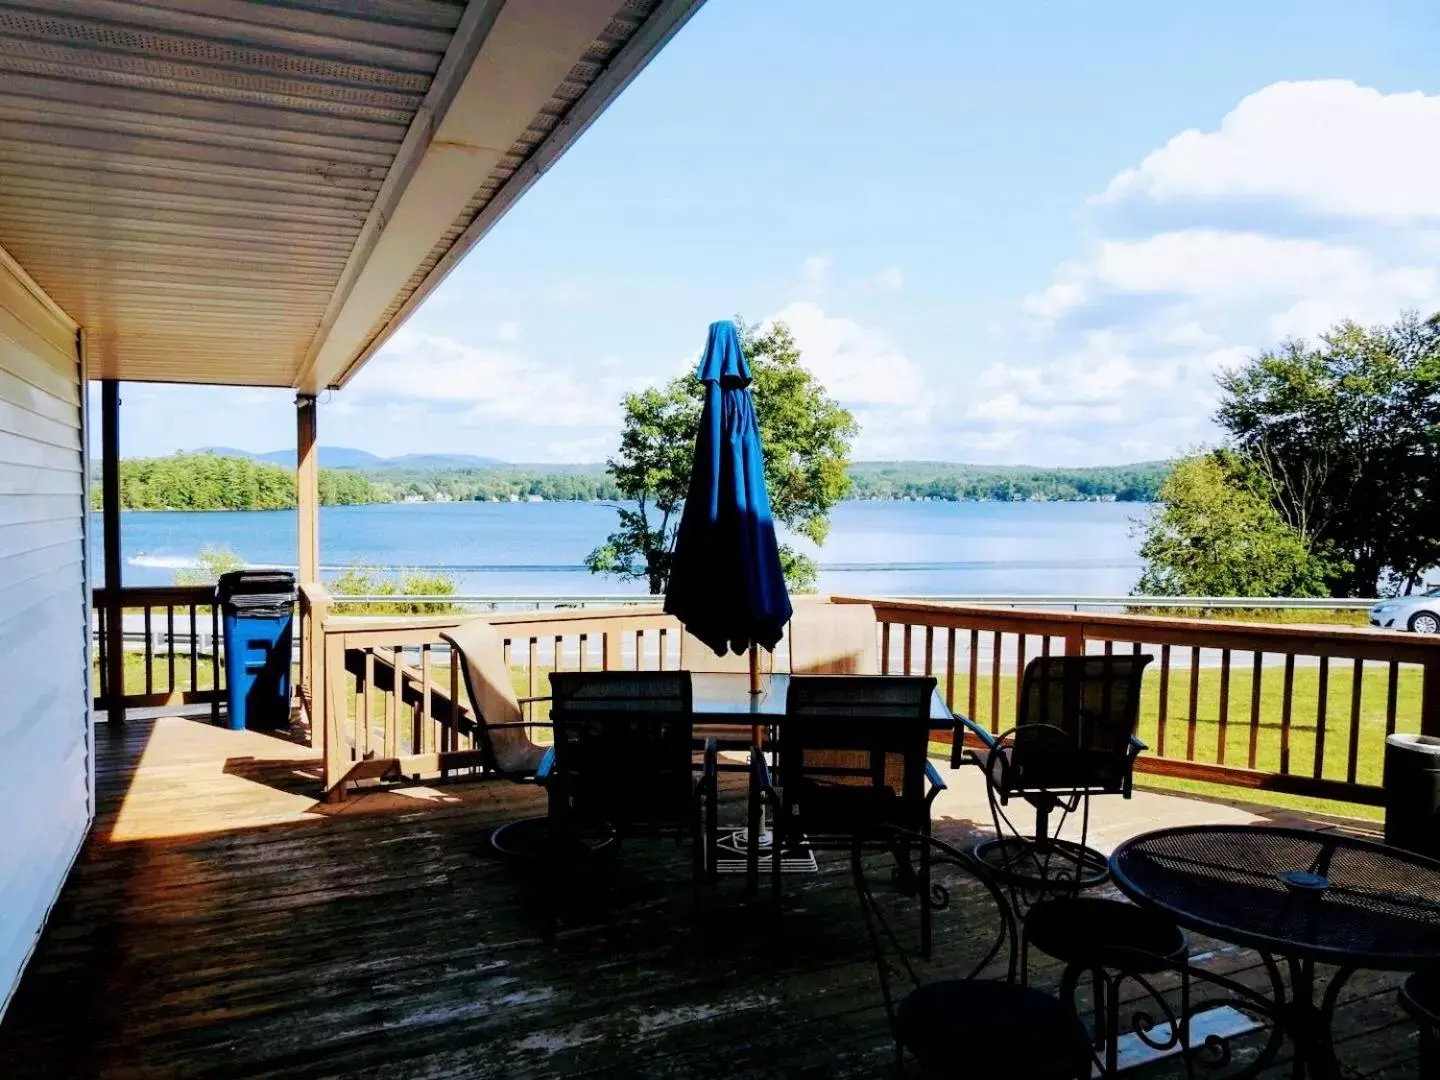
<box><xmin>0</xmin><ymin>0</ymin><xmax>703</xmax><ymax>391</ymax></box>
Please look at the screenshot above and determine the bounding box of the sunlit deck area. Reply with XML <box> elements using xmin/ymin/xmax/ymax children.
<box><xmin>0</xmin><ymin>711</ymin><xmax>1424</xmax><ymax>1078</ymax></box>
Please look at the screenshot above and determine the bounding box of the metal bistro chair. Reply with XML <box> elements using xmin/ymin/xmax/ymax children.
<box><xmin>547</xmin><ymin>671</ymin><xmax>718</xmax><ymax>898</ymax></box>
<box><xmin>440</xmin><ymin>620</ymin><xmax>559</xmax><ymax>857</ymax></box>
<box><xmin>755</xmin><ymin>675</ymin><xmax>946</xmax><ymax>948</ymax></box>
<box><xmin>1401</xmin><ymin>970</ymin><xmax>1440</xmax><ymax>1076</ymax></box>
<box><xmin>957</xmin><ymin>653</ymin><xmax>1152</xmax><ymax>900</ymax></box>
<box><xmin>853</xmin><ymin>829</ymin><xmax>1090</xmax><ymax>1079</ymax></box>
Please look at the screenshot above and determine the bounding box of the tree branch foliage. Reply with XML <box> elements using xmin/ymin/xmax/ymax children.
<box><xmin>1137</xmin><ymin>311</ymin><xmax>1440</xmax><ymax>598</ymax></box>
<box><xmin>586</xmin><ymin>318</ymin><xmax>858</xmax><ymax>594</ymax></box>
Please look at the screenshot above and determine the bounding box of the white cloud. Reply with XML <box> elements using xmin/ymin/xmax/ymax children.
<box><xmin>872</xmin><ymin>266</ymin><xmax>904</xmax><ymax>293</ymax></box>
<box><xmin>1099</xmin><ymin>81</ymin><xmax>1440</xmax><ymax>222</ymax></box>
<box><xmin>799</xmin><ymin>254</ymin><xmax>831</xmax><ymax>295</ymax></box>
<box><xmin>993</xmin><ymin>80</ymin><xmax>1440</xmax><ymax>462</ymax></box>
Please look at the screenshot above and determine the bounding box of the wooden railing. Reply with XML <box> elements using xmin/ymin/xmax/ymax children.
<box><xmin>844</xmin><ymin>596</ymin><xmax>1440</xmax><ymax>806</ymax></box>
<box><xmin>92</xmin><ymin>585</ymin><xmax>224</xmax><ymax>720</ymax></box>
<box><xmin>316</xmin><ymin>606</ymin><xmax>680</xmax><ymax>800</ymax></box>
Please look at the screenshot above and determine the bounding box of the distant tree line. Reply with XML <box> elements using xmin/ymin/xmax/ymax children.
<box><xmin>846</xmin><ymin>462</ymin><xmax>1167</xmax><ymax>502</ymax></box>
<box><xmin>93</xmin><ymin>453</ymin><xmax>386</xmax><ymax>511</ymax></box>
<box><xmin>98</xmin><ymin>453</ymin><xmax>1170</xmax><ymax>512</ymax></box>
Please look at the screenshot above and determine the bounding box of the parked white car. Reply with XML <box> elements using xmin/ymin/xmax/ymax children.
<box><xmin>1370</xmin><ymin>589</ymin><xmax>1440</xmax><ymax>634</ymax></box>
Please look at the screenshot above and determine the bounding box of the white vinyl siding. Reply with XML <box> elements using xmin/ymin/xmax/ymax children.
<box><xmin>0</xmin><ymin>252</ymin><xmax>87</xmax><ymax>1019</ymax></box>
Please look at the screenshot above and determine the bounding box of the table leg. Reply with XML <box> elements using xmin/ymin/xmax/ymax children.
<box><xmin>1276</xmin><ymin>956</ymin><xmax>1355</xmax><ymax>1080</ymax></box>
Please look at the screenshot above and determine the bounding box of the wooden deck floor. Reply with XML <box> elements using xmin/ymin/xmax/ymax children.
<box><xmin>0</xmin><ymin>714</ymin><xmax>1425</xmax><ymax>1078</ymax></box>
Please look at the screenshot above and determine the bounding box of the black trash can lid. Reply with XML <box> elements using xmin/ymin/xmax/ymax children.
<box><xmin>217</xmin><ymin>570</ymin><xmax>296</xmax><ymax>604</ymax></box>
<box><xmin>1387</xmin><ymin>733</ymin><xmax>1440</xmax><ymax>755</ymax></box>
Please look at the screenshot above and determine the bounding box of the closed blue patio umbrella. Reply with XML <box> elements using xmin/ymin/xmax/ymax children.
<box><xmin>665</xmin><ymin>321</ymin><xmax>792</xmax><ymax>684</ymax></box>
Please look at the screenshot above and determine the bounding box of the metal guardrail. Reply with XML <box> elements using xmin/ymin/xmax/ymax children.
<box><xmin>321</xmin><ymin>593</ymin><xmax>1379</xmax><ymax>612</ymax></box>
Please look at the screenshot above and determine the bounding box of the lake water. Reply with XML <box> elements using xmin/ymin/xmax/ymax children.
<box><xmin>97</xmin><ymin>500</ymin><xmax>1146</xmax><ymax>597</ymax></box>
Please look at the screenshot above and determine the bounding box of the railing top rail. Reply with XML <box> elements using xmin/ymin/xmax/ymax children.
<box><xmin>841</xmin><ymin>595</ymin><xmax>1440</xmax><ymax>662</ymax></box>
<box><xmin>93</xmin><ymin>584</ymin><xmax>216</xmax><ymax>604</ymax></box>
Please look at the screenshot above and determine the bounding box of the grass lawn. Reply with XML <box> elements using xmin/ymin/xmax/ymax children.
<box><xmin>101</xmin><ymin>651</ymin><xmax>222</xmax><ymax>698</ymax></box>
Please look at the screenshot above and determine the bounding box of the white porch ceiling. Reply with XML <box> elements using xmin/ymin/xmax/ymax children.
<box><xmin>0</xmin><ymin>0</ymin><xmax>703</xmax><ymax>390</ymax></box>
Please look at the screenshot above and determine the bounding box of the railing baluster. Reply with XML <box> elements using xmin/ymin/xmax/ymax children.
<box><xmin>658</xmin><ymin>627</ymin><xmax>667</xmax><ymax>671</ymax></box>
<box><xmin>633</xmin><ymin>629</ymin><xmax>642</xmax><ymax>672</ymax></box>
<box><xmin>1386</xmin><ymin>661</ymin><xmax>1400</xmax><ymax>737</ymax></box>
<box><xmin>1280</xmin><ymin>654</ymin><xmax>1296</xmax><ymax>774</ymax></box>
<box><xmin>528</xmin><ymin>636</ymin><xmax>539</xmax><ymax>725</ymax></box>
<box><xmin>881</xmin><ymin>622</ymin><xmax>891</xmax><ymax>674</ymax></box>
<box><xmin>1347</xmin><ymin>658</ymin><xmax>1364</xmax><ymax>785</ymax></box>
<box><xmin>143</xmin><ymin>605</ymin><xmax>153</xmax><ymax>696</ymax></box>
<box><xmin>1156</xmin><ymin>644</ymin><xmax>1170</xmax><ymax>758</ymax></box>
<box><xmin>420</xmin><ymin>643</ymin><xmax>433</xmax><ymax>756</ymax></box>
<box><xmin>1185</xmin><ymin>646</ymin><xmax>1200</xmax><ymax>760</ymax></box>
<box><xmin>902</xmin><ymin>624</ymin><xmax>913</xmax><ymax>674</ymax></box>
<box><xmin>211</xmin><ymin>601</ymin><xmax>221</xmax><ymax>725</ymax></box>
<box><xmin>923</xmin><ymin>626</ymin><xmax>934</xmax><ymax>678</ymax></box>
<box><xmin>579</xmin><ymin>633</ymin><xmax>589</xmax><ymax>672</ymax></box>
<box><xmin>967</xmin><ymin>629</ymin><xmax>979</xmax><ymax>722</ymax></box>
<box><xmin>1313</xmin><ymin>656</ymin><xmax>1330</xmax><ymax>780</ymax></box>
<box><xmin>1217</xmin><ymin>649</ymin><xmax>1231</xmax><ymax>764</ymax></box>
<box><xmin>944</xmin><ymin>627</ymin><xmax>956</xmax><ymax>710</ymax></box>
<box><xmin>1248</xmin><ymin>654</ymin><xmax>1263</xmax><ymax>770</ymax></box>
<box><xmin>360</xmin><ymin>650</ymin><xmax>373</xmax><ymax>761</ymax></box>
<box><xmin>167</xmin><ymin>605</ymin><xmax>176</xmax><ymax>691</ymax></box>
<box><xmin>96</xmin><ymin>604</ymin><xmax>108</xmax><ymax>706</ymax></box>
<box><xmin>384</xmin><ymin>643</ymin><xmax>398</xmax><ymax>759</ymax></box>
<box><xmin>1015</xmin><ymin>633</ymin><xmax>1027</xmax><ymax>717</ymax></box>
<box><xmin>188</xmin><ymin>603</ymin><xmax>198</xmax><ymax>691</ymax></box>
<box><xmin>990</xmin><ymin>631</ymin><xmax>1002</xmax><ymax>733</ymax></box>
<box><xmin>447</xmin><ymin>647</ymin><xmax>461</xmax><ymax>758</ymax></box>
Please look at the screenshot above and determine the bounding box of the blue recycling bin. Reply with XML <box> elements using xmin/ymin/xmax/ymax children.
<box><xmin>218</xmin><ymin>571</ymin><xmax>296</xmax><ymax>731</ymax></box>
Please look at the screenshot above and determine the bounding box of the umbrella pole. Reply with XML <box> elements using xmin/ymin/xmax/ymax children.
<box><xmin>749</xmin><ymin>644</ymin><xmax>761</xmax><ymax>695</ymax></box>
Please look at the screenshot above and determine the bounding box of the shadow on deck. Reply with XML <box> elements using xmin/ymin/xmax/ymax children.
<box><xmin>0</xmin><ymin>714</ymin><xmax>1424</xmax><ymax>1078</ymax></box>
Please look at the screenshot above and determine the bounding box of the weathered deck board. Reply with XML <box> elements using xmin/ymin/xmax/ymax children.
<box><xmin>0</xmin><ymin>715</ymin><xmax>1424</xmax><ymax>1078</ymax></box>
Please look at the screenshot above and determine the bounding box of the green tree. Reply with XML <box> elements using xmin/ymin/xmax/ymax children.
<box><xmin>1134</xmin><ymin>452</ymin><xmax>1341</xmax><ymax>597</ymax></box>
<box><xmin>1216</xmin><ymin>312</ymin><xmax>1440</xmax><ymax>595</ymax></box>
<box><xmin>586</xmin><ymin>319</ymin><xmax>858</xmax><ymax>594</ymax></box>
<box><xmin>173</xmin><ymin>546</ymin><xmax>246</xmax><ymax>587</ymax></box>
<box><xmin>328</xmin><ymin>564</ymin><xmax>459</xmax><ymax>614</ymax></box>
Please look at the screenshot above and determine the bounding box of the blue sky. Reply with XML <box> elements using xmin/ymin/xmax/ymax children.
<box><xmin>108</xmin><ymin>0</ymin><xmax>1440</xmax><ymax>464</ymax></box>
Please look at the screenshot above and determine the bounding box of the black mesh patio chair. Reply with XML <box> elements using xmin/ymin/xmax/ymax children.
<box><xmin>1024</xmin><ymin>896</ymin><xmax>1188</xmax><ymax>1076</ymax></box>
<box><xmin>547</xmin><ymin>671</ymin><xmax>718</xmax><ymax>894</ymax></box>
<box><xmin>1401</xmin><ymin>970</ymin><xmax>1440</xmax><ymax>1076</ymax></box>
<box><xmin>853</xmin><ymin>829</ymin><xmax>1090</xmax><ymax>1078</ymax></box>
<box><xmin>955</xmin><ymin>653</ymin><xmax>1152</xmax><ymax>900</ymax></box>
<box><xmin>754</xmin><ymin>675</ymin><xmax>946</xmax><ymax>949</ymax></box>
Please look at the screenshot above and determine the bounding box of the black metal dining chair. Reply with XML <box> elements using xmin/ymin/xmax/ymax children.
<box><xmin>853</xmin><ymin>829</ymin><xmax>1090</xmax><ymax>1078</ymax></box>
<box><xmin>754</xmin><ymin>675</ymin><xmax>945</xmax><ymax>947</ymax></box>
<box><xmin>1401</xmin><ymin>971</ymin><xmax>1439</xmax><ymax>1075</ymax></box>
<box><xmin>956</xmin><ymin>653</ymin><xmax>1152</xmax><ymax>900</ymax></box>
<box><xmin>547</xmin><ymin>670</ymin><xmax>718</xmax><ymax>898</ymax></box>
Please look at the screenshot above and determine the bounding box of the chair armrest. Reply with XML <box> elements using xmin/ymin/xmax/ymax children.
<box><xmin>956</xmin><ymin>714</ymin><xmax>999</xmax><ymax>756</ymax></box>
<box><xmin>702</xmin><ymin>736</ymin><xmax>718</xmax><ymax>781</ymax></box>
<box><xmin>535</xmin><ymin>746</ymin><xmax>555</xmax><ymax>779</ymax></box>
<box><xmin>924</xmin><ymin>759</ymin><xmax>948</xmax><ymax>792</ymax></box>
<box><xmin>485</xmin><ymin>721</ymin><xmax>553</xmax><ymax>731</ymax></box>
<box><xmin>1128</xmin><ymin>735</ymin><xmax>1148</xmax><ymax>758</ymax></box>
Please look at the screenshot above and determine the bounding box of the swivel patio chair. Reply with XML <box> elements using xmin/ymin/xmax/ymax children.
<box><xmin>956</xmin><ymin>653</ymin><xmax>1152</xmax><ymax>902</ymax></box>
<box><xmin>441</xmin><ymin>619</ymin><xmax>558</xmax><ymax>857</ymax></box>
<box><xmin>547</xmin><ymin>670</ymin><xmax>718</xmax><ymax>898</ymax></box>
<box><xmin>853</xmin><ymin>829</ymin><xmax>1090</xmax><ymax>1079</ymax></box>
<box><xmin>787</xmin><ymin>601</ymin><xmax>879</xmax><ymax>675</ymax></box>
<box><xmin>755</xmin><ymin>675</ymin><xmax>946</xmax><ymax>949</ymax></box>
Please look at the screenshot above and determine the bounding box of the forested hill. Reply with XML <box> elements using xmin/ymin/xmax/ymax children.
<box><xmin>846</xmin><ymin>461</ymin><xmax>1168</xmax><ymax>502</ymax></box>
<box><xmin>94</xmin><ymin>452</ymin><xmax>1170</xmax><ymax>510</ymax></box>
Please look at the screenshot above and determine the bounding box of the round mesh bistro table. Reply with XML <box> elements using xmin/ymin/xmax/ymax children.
<box><xmin>1111</xmin><ymin>825</ymin><xmax>1440</xmax><ymax>1078</ymax></box>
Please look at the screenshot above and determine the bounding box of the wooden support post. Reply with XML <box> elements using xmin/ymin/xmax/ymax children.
<box><xmin>101</xmin><ymin>380</ymin><xmax>125</xmax><ymax>725</ymax></box>
<box><xmin>296</xmin><ymin>394</ymin><xmax>319</xmax><ymax>585</ymax></box>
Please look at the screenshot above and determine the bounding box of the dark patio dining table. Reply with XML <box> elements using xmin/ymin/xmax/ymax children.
<box><xmin>687</xmin><ymin>672</ymin><xmax>955</xmax><ymax>883</ymax></box>
<box><xmin>1110</xmin><ymin>824</ymin><xmax>1440</xmax><ymax>1080</ymax></box>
